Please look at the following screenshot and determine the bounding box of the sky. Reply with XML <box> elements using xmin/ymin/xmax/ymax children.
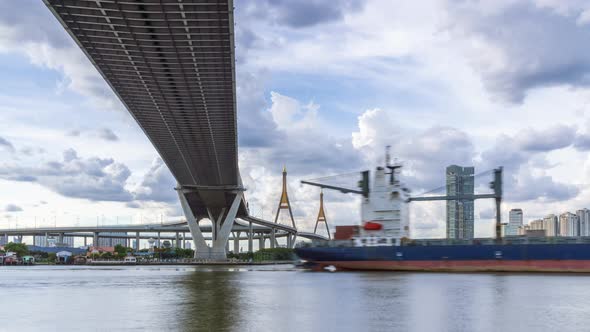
<box><xmin>1</xmin><ymin>0</ymin><xmax>590</xmax><ymax>239</ymax></box>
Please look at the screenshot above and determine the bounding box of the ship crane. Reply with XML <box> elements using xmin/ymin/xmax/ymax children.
<box><xmin>408</xmin><ymin>167</ymin><xmax>503</xmax><ymax>241</ymax></box>
<box><xmin>301</xmin><ymin>170</ymin><xmax>370</xmax><ymax>197</ymax></box>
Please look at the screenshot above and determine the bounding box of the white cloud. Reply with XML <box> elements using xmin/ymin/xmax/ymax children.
<box><xmin>4</xmin><ymin>204</ymin><xmax>23</xmax><ymax>212</ymax></box>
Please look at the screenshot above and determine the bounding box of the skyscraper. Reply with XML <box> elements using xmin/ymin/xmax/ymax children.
<box><xmin>446</xmin><ymin>165</ymin><xmax>475</xmax><ymax>239</ymax></box>
<box><xmin>543</xmin><ymin>214</ymin><xmax>559</xmax><ymax>236</ymax></box>
<box><xmin>577</xmin><ymin>208</ymin><xmax>590</xmax><ymax>236</ymax></box>
<box><xmin>559</xmin><ymin>212</ymin><xmax>579</xmax><ymax>237</ymax></box>
<box><xmin>507</xmin><ymin>209</ymin><xmax>523</xmax><ymax>236</ymax></box>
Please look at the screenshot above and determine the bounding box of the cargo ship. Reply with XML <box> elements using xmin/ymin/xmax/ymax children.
<box><xmin>295</xmin><ymin>150</ymin><xmax>590</xmax><ymax>272</ymax></box>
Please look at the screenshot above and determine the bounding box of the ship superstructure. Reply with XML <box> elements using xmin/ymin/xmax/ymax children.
<box><xmin>357</xmin><ymin>160</ymin><xmax>410</xmax><ymax>243</ymax></box>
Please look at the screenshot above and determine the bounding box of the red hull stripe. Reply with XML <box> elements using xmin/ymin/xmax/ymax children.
<box><xmin>315</xmin><ymin>260</ymin><xmax>590</xmax><ymax>272</ymax></box>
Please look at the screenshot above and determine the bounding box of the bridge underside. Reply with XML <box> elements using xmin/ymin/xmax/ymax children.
<box><xmin>45</xmin><ymin>0</ymin><xmax>249</xmax><ymax>258</ymax></box>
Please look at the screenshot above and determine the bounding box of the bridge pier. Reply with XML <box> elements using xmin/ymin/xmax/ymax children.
<box><xmin>135</xmin><ymin>232</ymin><xmax>140</xmax><ymax>251</ymax></box>
<box><xmin>270</xmin><ymin>229</ymin><xmax>276</xmax><ymax>249</ymax></box>
<box><xmin>179</xmin><ymin>189</ymin><xmax>243</xmax><ymax>260</ymax></box>
<box><xmin>234</xmin><ymin>231</ymin><xmax>240</xmax><ymax>253</ymax></box>
<box><xmin>259</xmin><ymin>234</ymin><xmax>265</xmax><ymax>250</ymax></box>
<box><xmin>93</xmin><ymin>232</ymin><xmax>98</xmax><ymax>247</ymax></box>
<box><xmin>248</xmin><ymin>221</ymin><xmax>253</xmax><ymax>253</ymax></box>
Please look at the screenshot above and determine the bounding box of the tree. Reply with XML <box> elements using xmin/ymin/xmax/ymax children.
<box><xmin>4</xmin><ymin>242</ymin><xmax>29</xmax><ymax>257</ymax></box>
<box><xmin>114</xmin><ymin>244</ymin><xmax>129</xmax><ymax>259</ymax></box>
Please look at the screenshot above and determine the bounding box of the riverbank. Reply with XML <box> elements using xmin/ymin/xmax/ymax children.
<box><xmin>86</xmin><ymin>260</ymin><xmax>296</xmax><ymax>266</ymax></box>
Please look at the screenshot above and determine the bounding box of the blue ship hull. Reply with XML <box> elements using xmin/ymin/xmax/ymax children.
<box><xmin>295</xmin><ymin>243</ymin><xmax>590</xmax><ymax>272</ymax></box>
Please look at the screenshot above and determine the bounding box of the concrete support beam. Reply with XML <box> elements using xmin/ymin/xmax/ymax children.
<box><xmin>270</xmin><ymin>229</ymin><xmax>276</xmax><ymax>249</ymax></box>
<box><xmin>248</xmin><ymin>221</ymin><xmax>253</xmax><ymax>253</ymax></box>
<box><xmin>259</xmin><ymin>234</ymin><xmax>265</xmax><ymax>250</ymax></box>
<box><xmin>234</xmin><ymin>231</ymin><xmax>240</xmax><ymax>253</ymax></box>
<box><xmin>135</xmin><ymin>232</ymin><xmax>140</xmax><ymax>251</ymax></box>
<box><xmin>84</xmin><ymin>236</ymin><xmax>87</xmax><ymax>247</ymax></box>
<box><xmin>179</xmin><ymin>189</ymin><xmax>244</xmax><ymax>260</ymax></box>
<box><xmin>93</xmin><ymin>232</ymin><xmax>98</xmax><ymax>247</ymax></box>
<box><xmin>45</xmin><ymin>232</ymin><xmax>49</xmax><ymax>247</ymax></box>
<box><xmin>175</xmin><ymin>232</ymin><xmax>180</xmax><ymax>248</ymax></box>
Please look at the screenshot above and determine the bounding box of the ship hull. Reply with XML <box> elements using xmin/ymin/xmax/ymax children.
<box><xmin>295</xmin><ymin>244</ymin><xmax>590</xmax><ymax>272</ymax></box>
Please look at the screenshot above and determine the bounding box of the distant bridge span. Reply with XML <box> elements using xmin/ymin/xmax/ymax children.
<box><xmin>43</xmin><ymin>0</ymin><xmax>325</xmax><ymax>258</ymax></box>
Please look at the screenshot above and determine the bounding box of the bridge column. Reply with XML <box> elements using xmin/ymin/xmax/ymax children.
<box><xmin>259</xmin><ymin>234</ymin><xmax>265</xmax><ymax>250</ymax></box>
<box><xmin>234</xmin><ymin>232</ymin><xmax>240</xmax><ymax>253</ymax></box>
<box><xmin>58</xmin><ymin>233</ymin><xmax>64</xmax><ymax>245</ymax></box>
<box><xmin>179</xmin><ymin>188</ymin><xmax>244</xmax><ymax>260</ymax></box>
<box><xmin>175</xmin><ymin>232</ymin><xmax>180</xmax><ymax>248</ymax></box>
<box><xmin>135</xmin><ymin>232</ymin><xmax>140</xmax><ymax>251</ymax></box>
<box><xmin>270</xmin><ymin>229</ymin><xmax>276</xmax><ymax>249</ymax></box>
<box><xmin>45</xmin><ymin>232</ymin><xmax>49</xmax><ymax>247</ymax></box>
<box><xmin>157</xmin><ymin>232</ymin><xmax>161</xmax><ymax>248</ymax></box>
<box><xmin>93</xmin><ymin>232</ymin><xmax>98</xmax><ymax>247</ymax></box>
<box><xmin>182</xmin><ymin>233</ymin><xmax>186</xmax><ymax>249</ymax></box>
<box><xmin>84</xmin><ymin>236</ymin><xmax>87</xmax><ymax>247</ymax></box>
<box><xmin>248</xmin><ymin>221</ymin><xmax>253</xmax><ymax>253</ymax></box>
<box><xmin>33</xmin><ymin>235</ymin><xmax>36</xmax><ymax>246</ymax></box>
<box><xmin>288</xmin><ymin>234</ymin><xmax>297</xmax><ymax>249</ymax></box>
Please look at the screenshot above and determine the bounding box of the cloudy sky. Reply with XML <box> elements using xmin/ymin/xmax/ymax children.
<box><xmin>1</xmin><ymin>0</ymin><xmax>590</xmax><ymax>238</ymax></box>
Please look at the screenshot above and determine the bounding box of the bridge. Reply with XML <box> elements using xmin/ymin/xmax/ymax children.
<box><xmin>42</xmin><ymin>0</ymin><xmax>327</xmax><ymax>259</ymax></box>
<box><xmin>0</xmin><ymin>218</ymin><xmax>326</xmax><ymax>254</ymax></box>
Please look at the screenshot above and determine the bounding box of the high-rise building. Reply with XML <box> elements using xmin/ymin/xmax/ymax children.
<box><xmin>529</xmin><ymin>219</ymin><xmax>544</xmax><ymax>230</ymax></box>
<box><xmin>577</xmin><ymin>208</ymin><xmax>590</xmax><ymax>237</ymax></box>
<box><xmin>559</xmin><ymin>212</ymin><xmax>579</xmax><ymax>237</ymax></box>
<box><xmin>543</xmin><ymin>214</ymin><xmax>559</xmax><ymax>237</ymax></box>
<box><xmin>34</xmin><ymin>235</ymin><xmax>75</xmax><ymax>247</ymax></box>
<box><xmin>507</xmin><ymin>209</ymin><xmax>523</xmax><ymax>236</ymax></box>
<box><xmin>96</xmin><ymin>232</ymin><xmax>128</xmax><ymax>247</ymax></box>
<box><xmin>518</xmin><ymin>224</ymin><xmax>531</xmax><ymax>235</ymax></box>
<box><xmin>446</xmin><ymin>165</ymin><xmax>475</xmax><ymax>239</ymax></box>
<box><xmin>0</xmin><ymin>234</ymin><xmax>8</xmax><ymax>246</ymax></box>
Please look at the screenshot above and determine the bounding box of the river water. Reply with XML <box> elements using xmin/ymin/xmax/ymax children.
<box><xmin>1</xmin><ymin>265</ymin><xmax>590</xmax><ymax>332</ymax></box>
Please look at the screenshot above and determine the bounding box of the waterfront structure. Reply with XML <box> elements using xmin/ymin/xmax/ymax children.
<box><xmin>559</xmin><ymin>212</ymin><xmax>579</xmax><ymax>237</ymax></box>
<box><xmin>507</xmin><ymin>209</ymin><xmax>523</xmax><ymax>236</ymax></box>
<box><xmin>446</xmin><ymin>165</ymin><xmax>475</xmax><ymax>239</ymax></box>
<box><xmin>44</xmin><ymin>0</ymin><xmax>244</xmax><ymax>260</ymax></box>
<box><xmin>577</xmin><ymin>209</ymin><xmax>590</xmax><ymax>236</ymax></box>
